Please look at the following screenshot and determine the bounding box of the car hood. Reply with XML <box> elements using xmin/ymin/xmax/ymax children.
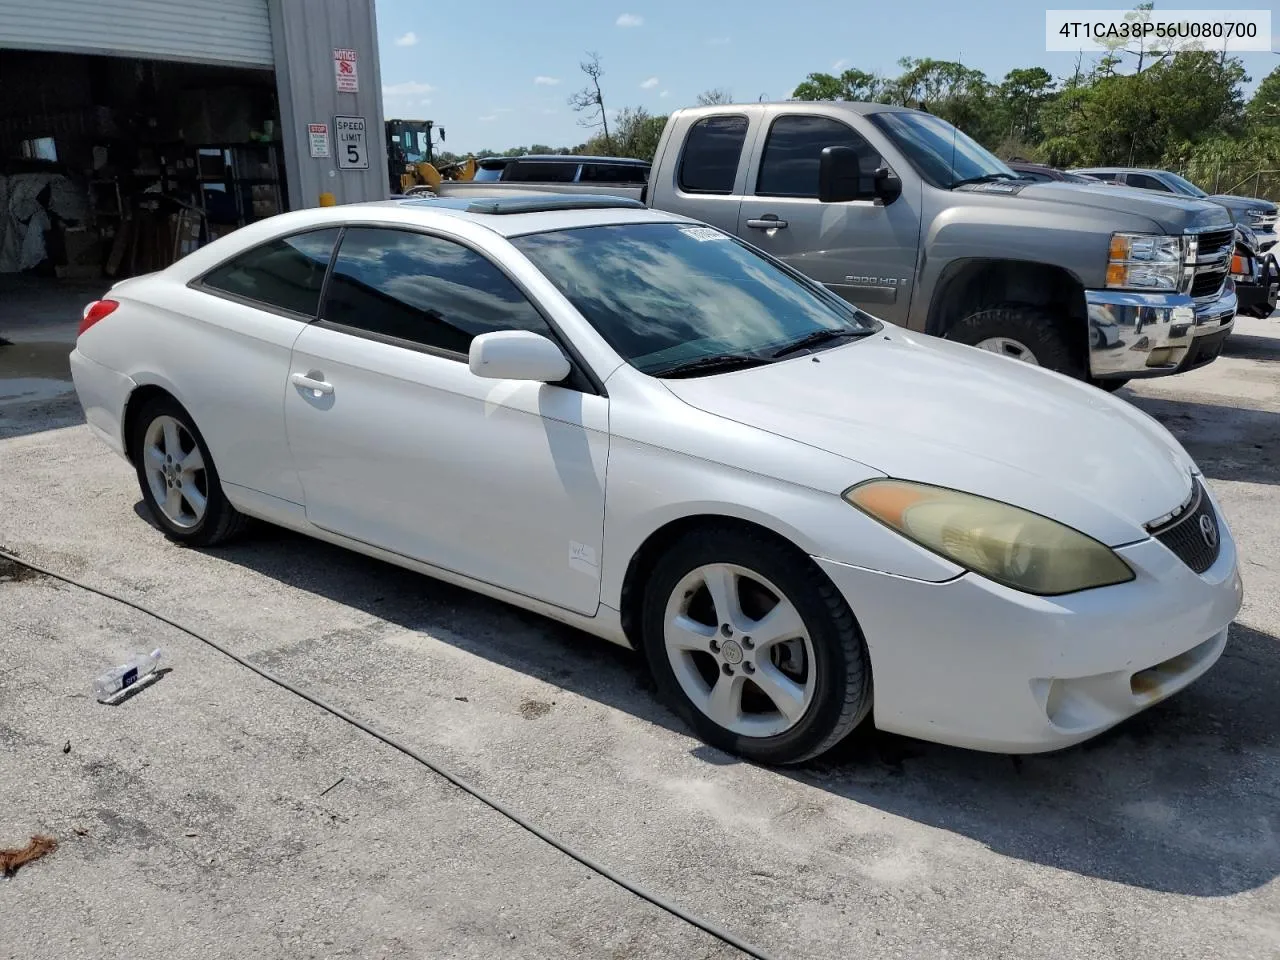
<box><xmin>661</xmin><ymin>331</ymin><xmax>1197</xmax><ymax>547</ymax></box>
<box><xmin>1007</xmin><ymin>181</ymin><xmax>1233</xmax><ymax>234</ymax></box>
<box><xmin>1208</xmin><ymin>194</ymin><xmax>1278</xmax><ymax>217</ymax></box>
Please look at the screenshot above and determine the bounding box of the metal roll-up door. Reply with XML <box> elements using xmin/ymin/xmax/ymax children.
<box><xmin>0</xmin><ymin>0</ymin><xmax>273</xmax><ymax>67</ymax></box>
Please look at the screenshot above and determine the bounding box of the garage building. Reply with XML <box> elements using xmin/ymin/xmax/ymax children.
<box><xmin>0</xmin><ymin>0</ymin><xmax>388</xmax><ymax>288</ymax></box>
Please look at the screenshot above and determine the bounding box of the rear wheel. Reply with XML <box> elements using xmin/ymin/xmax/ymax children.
<box><xmin>131</xmin><ymin>396</ymin><xmax>248</xmax><ymax>547</ymax></box>
<box><xmin>948</xmin><ymin>304</ymin><xmax>1084</xmax><ymax>379</ymax></box>
<box><xmin>641</xmin><ymin>526</ymin><xmax>872</xmax><ymax>765</ymax></box>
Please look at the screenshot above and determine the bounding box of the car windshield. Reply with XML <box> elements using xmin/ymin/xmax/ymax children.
<box><xmin>1160</xmin><ymin>171</ymin><xmax>1208</xmax><ymax>198</ymax></box>
<box><xmin>870</xmin><ymin>111</ymin><xmax>1017</xmax><ymax>189</ymax></box>
<box><xmin>511</xmin><ymin>222</ymin><xmax>879</xmax><ymax>376</ymax></box>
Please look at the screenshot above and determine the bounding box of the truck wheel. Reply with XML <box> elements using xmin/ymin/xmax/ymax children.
<box><xmin>1093</xmin><ymin>378</ymin><xmax>1129</xmax><ymax>393</ymax></box>
<box><xmin>948</xmin><ymin>305</ymin><xmax>1084</xmax><ymax>379</ymax></box>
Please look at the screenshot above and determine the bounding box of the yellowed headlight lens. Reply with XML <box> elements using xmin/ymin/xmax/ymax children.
<box><xmin>844</xmin><ymin>480</ymin><xmax>1135</xmax><ymax>596</ymax></box>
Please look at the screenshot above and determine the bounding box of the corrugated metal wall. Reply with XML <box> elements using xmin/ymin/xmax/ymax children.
<box><xmin>268</xmin><ymin>0</ymin><xmax>389</xmax><ymax>209</ymax></box>
<box><xmin>0</xmin><ymin>0</ymin><xmax>273</xmax><ymax>67</ymax></box>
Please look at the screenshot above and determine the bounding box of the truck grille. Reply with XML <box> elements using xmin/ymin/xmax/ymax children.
<box><xmin>1146</xmin><ymin>480</ymin><xmax>1221</xmax><ymax>575</ymax></box>
<box><xmin>1195</xmin><ymin>229</ymin><xmax>1235</xmax><ymax>258</ymax></box>
<box><xmin>1190</xmin><ymin>270</ymin><xmax>1226</xmax><ymax>299</ymax></box>
<box><xmin>1185</xmin><ymin>228</ymin><xmax>1233</xmax><ymax>300</ymax></box>
<box><xmin>1248</xmin><ymin>211</ymin><xmax>1276</xmax><ymax>232</ymax></box>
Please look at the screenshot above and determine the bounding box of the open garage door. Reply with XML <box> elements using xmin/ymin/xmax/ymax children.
<box><xmin>0</xmin><ymin>0</ymin><xmax>273</xmax><ymax>68</ymax></box>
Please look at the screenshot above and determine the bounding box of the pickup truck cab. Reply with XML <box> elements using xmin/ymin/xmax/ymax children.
<box><xmin>643</xmin><ymin>103</ymin><xmax>1239</xmax><ymax>385</ymax></box>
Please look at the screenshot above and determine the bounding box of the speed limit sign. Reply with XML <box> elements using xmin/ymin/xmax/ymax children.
<box><xmin>335</xmin><ymin>116</ymin><xmax>369</xmax><ymax>170</ymax></box>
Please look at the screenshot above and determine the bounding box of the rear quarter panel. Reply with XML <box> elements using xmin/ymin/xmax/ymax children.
<box><xmin>75</xmin><ymin>276</ymin><xmax>308</xmax><ymax>504</ymax></box>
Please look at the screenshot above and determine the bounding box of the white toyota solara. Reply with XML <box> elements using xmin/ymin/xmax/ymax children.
<box><xmin>69</xmin><ymin>194</ymin><xmax>1243</xmax><ymax>764</ymax></box>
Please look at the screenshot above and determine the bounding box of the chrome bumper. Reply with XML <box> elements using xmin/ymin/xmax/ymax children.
<box><xmin>1087</xmin><ymin>285</ymin><xmax>1237</xmax><ymax>379</ymax></box>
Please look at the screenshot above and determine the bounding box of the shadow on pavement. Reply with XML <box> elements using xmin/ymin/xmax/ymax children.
<box><xmin>1224</xmin><ymin>333</ymin><xmax>1280</xmax><ymax>363</ymax></box>
<box><xmin>1126</xmin><ymin>394</ymin><xmax>1280</xmax><ymax>486</ymax></box>
<box><xmin>202</xmin><ymin>520</ymin><xmax>1280</xmax><ymax>899</ymax></box>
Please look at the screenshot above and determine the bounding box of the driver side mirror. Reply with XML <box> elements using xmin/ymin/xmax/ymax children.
<box><xmin>468</xmin><ymin>330</ymin><xmax>571</xmax><ymax>382</ymax></box>
<box><xmin>818</xmin><ymin>146</ymin><xmax>902</xmax><ymax>206</ymax></box>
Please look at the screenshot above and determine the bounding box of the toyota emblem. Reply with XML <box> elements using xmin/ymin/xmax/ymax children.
<box><xmin>1198</xmin><ymin>514</ymin><xmax>1218</xmax><ymax>549</ymax></box>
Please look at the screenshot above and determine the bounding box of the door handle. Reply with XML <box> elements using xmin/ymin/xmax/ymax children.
<box><xmin>291</xmin><ymin>372</ymin><xmax>333</xmax><ymax>396</ymax></box>
<box><xmin>746</xmin><ymin>217</ymin><xmax>788</xmax><ymax>230</ymax></box>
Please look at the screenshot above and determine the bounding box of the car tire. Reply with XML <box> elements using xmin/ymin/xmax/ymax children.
<box><xmin>1093</xmin><ymin>378</ymin><xmax>1129</xmax><ymax>393</ymax></box>
<box><xmin>640</xmin><ymin>525</ymin><xmax>872</xmax><ymax>765</ymax></box>
<box><xmin>130</xmin><ymin>395</ymin><xmax>248</xmax><ymax>547</ymax></box>
<box><xmin>948</xmin><ymin>304</ymin><xmax>1085</xmax><ymax>379</ymax></box>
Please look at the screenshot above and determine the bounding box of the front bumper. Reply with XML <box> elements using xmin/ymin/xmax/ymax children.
<box><xmin>1087</xmin><ymin>285</ymin><xmax>1237</xmax><ymax>379</ymax></box>
<box><xmin>814</xmin><ymin>490</ymin><xmax>1243</xmax><ymax>753</ymax></box>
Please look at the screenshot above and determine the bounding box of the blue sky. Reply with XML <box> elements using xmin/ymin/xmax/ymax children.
<box><xmin>374</xmin><ymin>0</ymin><xmax>1280</xmax><ymax>153</ymax></box>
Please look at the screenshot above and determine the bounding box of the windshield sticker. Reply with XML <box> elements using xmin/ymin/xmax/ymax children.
<box><xmin>680</xmin><ymin>226</ymin><xmax>728</xmax><ymax>242</ymax></box>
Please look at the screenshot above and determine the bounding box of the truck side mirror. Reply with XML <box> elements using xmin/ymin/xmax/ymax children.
<box><xmin>818</xmin><ymin>146</ymin><xmax>869</xmax><ymax>203</ymax></box>
<box><xmin>874</xmin><ymin>167</ymin><xmax>902</xmax><ymax>205</ymax></box>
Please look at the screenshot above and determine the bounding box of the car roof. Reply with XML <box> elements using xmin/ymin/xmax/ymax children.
<box><xmin>1073</xmin><ymin>167</ymin><xmax>1163</xmax><ymax>175</ymax></box>
<box><xmin>478</xmin><ymin>154</ymin><xmax>649</xmax><ymax>167</ymax></box>
<box><xmin>675</xmin><ymin>100</ymin><xmax>921</xmax><ymax>119</ymax></box>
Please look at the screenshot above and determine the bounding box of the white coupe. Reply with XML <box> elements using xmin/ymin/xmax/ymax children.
<box><xmin>70</xmin><ymin>195</ymin><xmax>1243</xmax><ymax>764</ymax></box>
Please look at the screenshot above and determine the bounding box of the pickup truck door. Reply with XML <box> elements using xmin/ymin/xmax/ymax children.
<box><xmin>736</xmin><ymin>113</ymin><xmax>920</xmax><ymax>326</ymax></box>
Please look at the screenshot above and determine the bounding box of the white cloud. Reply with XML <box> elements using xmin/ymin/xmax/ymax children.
<box><xmin>394</xmin><ymin>31</ymin><xmax>418</xmax><ymax>47</ymax></box>
<box><xmin>616</xmin><ymin>13</ymin><xmax>642</xmax><ymax>27</ymax></box>
<box><xmin>640</xmin><ymin>76</ymin><xmax>659</xmax><ymax>89</ymax></box>
<box><xmin>383</xmin><ymin>81</ymin><xmax>435</xmax><ymax>96</ymax></box>
<box><xmin>659</xmin><ymin>90</ymin><xmax>670</xmax><ymax>98</ymax></box>
<box><xmin>534</xmin><ymin>75</ymin><xmax>561</xmax><ymax>86</ymax></box>
<box><xmin>833</xmin><ymin>58</ymin><xmax>849</xmax><ymax>71</ymax></box>
<box><xmin>708</xmin><ymin>36</ymin><xmax>730</xmax><ymax>45</ymax></box>
<box><xmin>479</xmin><ymin>114</ymin><xmax>497</xmax><ymax>122</ymax></box>
<box><xmin>418</xmin><ymin>98</ymin><xmax>432</xmax><ymax>106</ymax></box>
<box><xmin>542</xmin><ymin>108</ymin><xmax>558</xmax><ymax>115</ymax></box>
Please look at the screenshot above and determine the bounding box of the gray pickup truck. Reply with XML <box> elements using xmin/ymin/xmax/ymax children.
<box><xmin>427</xmin><ymin>102</ymin><xmax>1241</xmax><ymax>385</ymax></box>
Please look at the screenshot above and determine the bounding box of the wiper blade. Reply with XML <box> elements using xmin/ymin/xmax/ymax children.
<box><xmin>656</xmin><ymin>353</ymin><xmax>773</xmax><ymax>379</ymax></box>
<box><xmin>950</xmin><ymin>173</ymin><xmax>1020</xmax><ymax>188</ymax></box>
<box><xmin>770</xmin><ymin>328</ymin><xmax>868</xmax><ymax>359</ymax></box>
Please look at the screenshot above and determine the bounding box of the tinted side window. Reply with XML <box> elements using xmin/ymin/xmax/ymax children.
<box><xmin>201</xmin><ymin>229</ymin><xmax>339</xmax><ymax>317</ymax></box>
<box><xmin>756</xmin><ymin>116</ymin><xmax>882</xmax><ymax>198</ymax></box>
<box><xmin>679</xmin><ymin>116</ymin><xmax>748</xmax><ymax>194</ymax></box>
<box><xmin>503</xmin><ymin>161</ymin><xmax>580</xmax><ymax>183</ymax></box>
<box><xmin>321</xmin><ymin>228</ymin><xmax>554</xmax><ymax>355</ymax></box>
<box><xmin>1089</xmin><ymin>172</ymin><xmax>1117</xmax><ymax>182</ymax></box>
<box><xmin>1016</xmin><ymin>169</ymin><xmax>1052</xmax><ymax>182</ymax></box>
<box><xmin>579</xmin><ymin>163</ymin><xmax>649</xmax><ymax>184</ymax></box>
<box><xmin>1127</xmin><ymin>173</ymin><xmax>1171</xmax><ymax>192</ymax></box>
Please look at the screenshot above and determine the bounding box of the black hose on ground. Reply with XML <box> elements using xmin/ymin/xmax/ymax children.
<box><xmin>0</xmin><ymin>547</ymin><xmax>780</xmax><ymax>960</ymax></box>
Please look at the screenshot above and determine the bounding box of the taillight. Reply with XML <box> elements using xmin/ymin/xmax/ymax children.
<box><xmin>78</xmin><ymin>299</ymin><xmax>119</xmax><ymax>336</ymax></box>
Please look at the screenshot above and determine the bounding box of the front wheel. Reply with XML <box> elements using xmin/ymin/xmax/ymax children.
<box><xmin>948</xmin><ymin>304</ymin><xmax>1085</xmax><ymax>379</ymax></box>
<box><xmin>640</xmin><ymin>526</ymin><xmax>872</xmax><ymax>765</ymax></box>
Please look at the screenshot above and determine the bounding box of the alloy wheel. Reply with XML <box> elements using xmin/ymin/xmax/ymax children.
<box><xmin>975</xmin><ymin>336</ymin><xmax>1040</xmax><ymax>364</ymax></box>
<box><xmin>663</xmin><ymin>562</ymin><xmax>816</xmax><ymax>738</ymax></box>
<box><xmin>142</xmin><ymin>415</ymin><xmax>209</xmax><ymax>529</ymax></box>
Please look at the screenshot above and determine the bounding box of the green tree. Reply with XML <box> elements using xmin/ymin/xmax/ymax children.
<box><xmin>696</xmin><ymin>88</ymin><xmax>734</xmax><ymax>106</ymax></box>
<box><xmin>791</xmin><ymin>68</ymin><xmax>884</xmax><ymax>102</ymax></box>
<box><xmin>993</xmin><ymin>67</ymin><xmax>1056</xmax><ymax>143</ymax></box>
<box><xmin>1247</xmin><ymin>66</ymin><xmax>1280</xmax><ymax>128</ymax></box>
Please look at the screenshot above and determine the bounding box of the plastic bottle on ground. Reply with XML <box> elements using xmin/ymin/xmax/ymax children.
<box><xmin>93</xmin><ymin>649</ymin><xmax>163</xmax><ymax>702</ymax></box>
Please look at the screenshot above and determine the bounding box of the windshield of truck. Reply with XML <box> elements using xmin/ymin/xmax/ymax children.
<box><xmin>511</xmin><ymin>222</ymin><xmax>879</xmax><ymax>376</ymax></box>
<box><xmin>870</xmin><ymin>111</ymin><xmax>1018</xmax><ymax>189</ymax></box>
<box><xmin>1161</xmin><ymin>172</ymin><xmax>1208</xmax><ymax>198</ymax></box>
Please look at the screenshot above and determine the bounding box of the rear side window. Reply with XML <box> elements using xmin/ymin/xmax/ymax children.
<box><xmin>503</xmin><ymin>161</ymin><xmax>580</xmax><ymax>183</ymax></box>
<box><xmin>1088</xmin><ymin>171</ymin><xmax>1117</xmax><ymax>182</ymax></box>
<box><xmin>200</xmin><ymin>229</ymin><xmax>339</xmax><ymax>317</ymax></box>
<box><xmin>679</xmin><ymin>116</ymin><xmax>748</xmax><ymax>194</ymax></box>
<box><xmin>1015</xmin><ymin>169</ymin><xmax>1052</xmax><ymax>182</ymax></box>
<box><xmin>756</xmin><ymin>115</ymin><xmax>882</xmax><ymax>198</ymax></box>
<box><xmin>1126</xmin><ymin>173</ymin><xmax>1171</xmax><ymax>192</ymax></box>
<box><xmin>579</xmin><ymin>162</ymin><xmax>649</xmax><ymax>184</ymax></box>
<box><xmin>321</xmin><ymin>227</ymin><xmax>555</xmax><ymax>355</ymax></box>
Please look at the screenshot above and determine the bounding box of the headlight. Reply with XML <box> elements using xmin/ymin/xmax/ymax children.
<box><xmin>1106</xmin><ymin>232</ymin><xmax>1183</xmax><ymax>291</ymax></box>
<box><xmin>1246</xmin><ymin>209</ymin><xmax>1266</xmax><ymax>225</ymax></box>
<box><xmin>844</xmin><ymin>480</ymin><xmax>1135</xmax><ymax>596</ymax></box>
